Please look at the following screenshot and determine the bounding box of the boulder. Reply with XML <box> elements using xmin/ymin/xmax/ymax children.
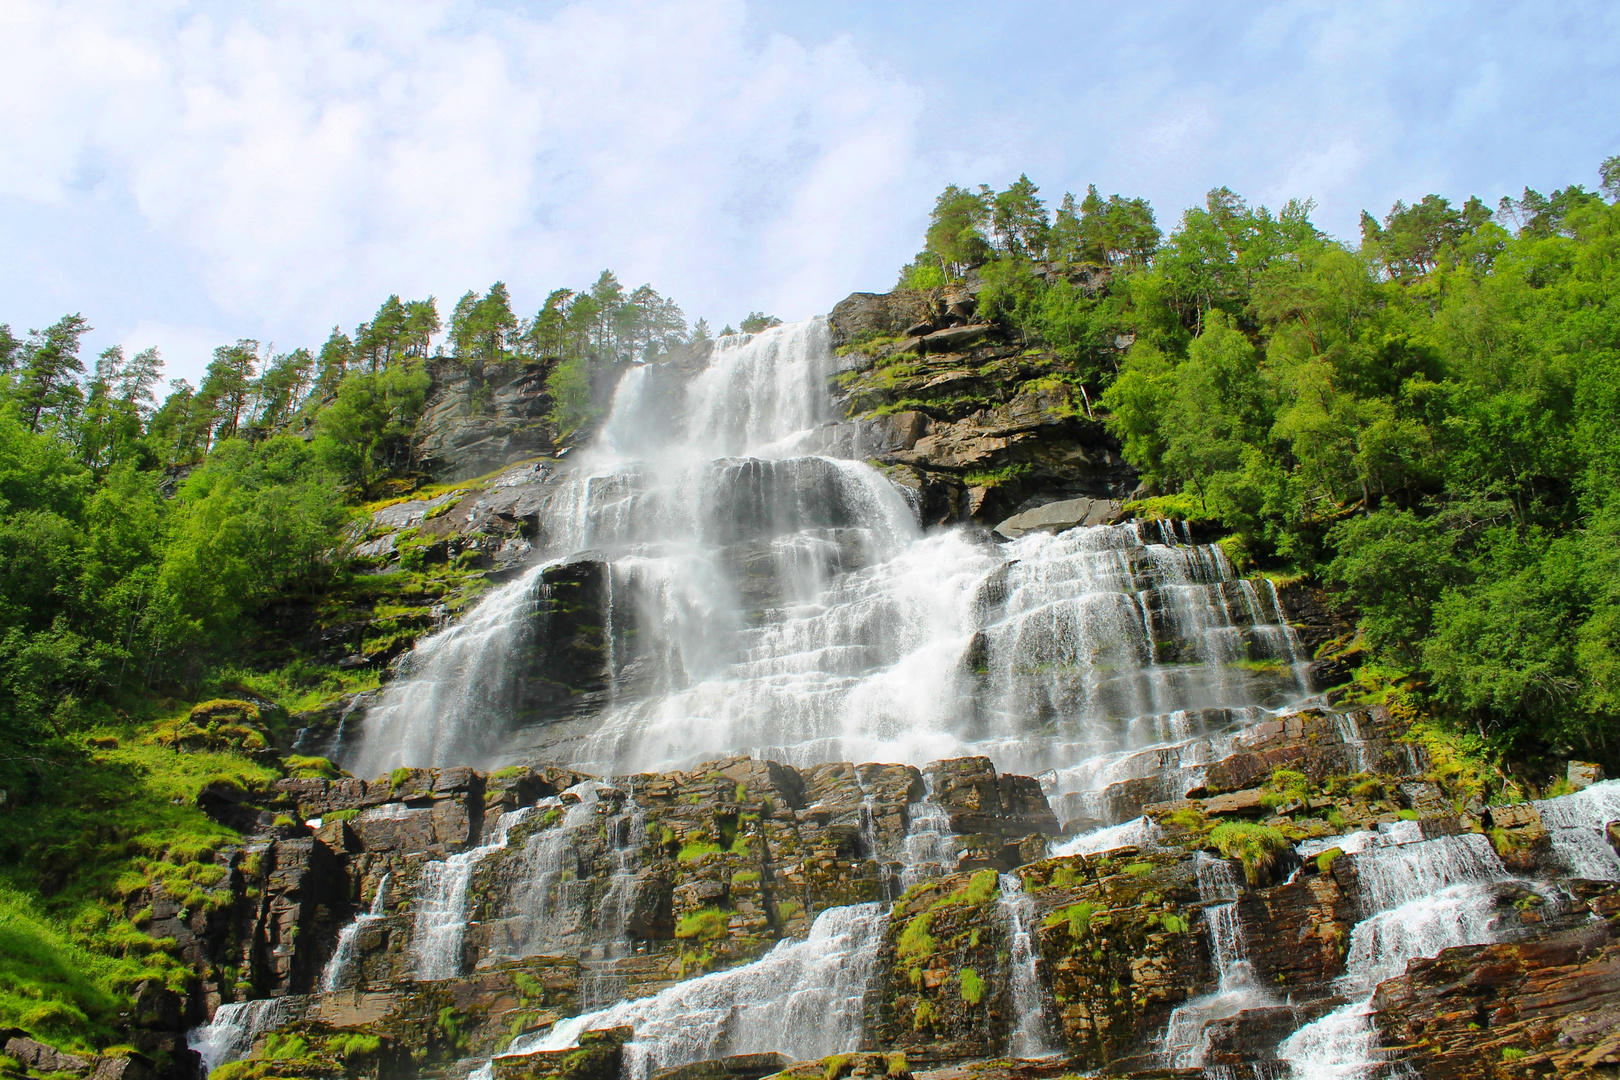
<box><xmin>1570</xmin><ymin>760</ymin><xmax>1606</xmax><ymax>790</ymax></box>
<box><xmin>994</xmin><ymin>497</ymin><xmax>1120</xmax><ymax>539</ymax></box>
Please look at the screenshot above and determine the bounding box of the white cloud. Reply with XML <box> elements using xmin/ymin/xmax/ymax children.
<box><xmin>0</xmin><ymin>0</ymin><xmax>927</xmax><ymax>385</ymax></box>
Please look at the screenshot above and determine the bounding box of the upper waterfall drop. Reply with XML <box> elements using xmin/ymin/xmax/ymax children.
<box><xmin>347</xmin><ymin>315</ymin><xmax>1310</xmax><ymax>799</ymax></box>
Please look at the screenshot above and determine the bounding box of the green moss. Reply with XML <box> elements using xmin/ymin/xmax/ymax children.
<box><xmin>912</xmin><ymin>999</ymin><xmax>935</xmax><ymax>1031</ymax></box>
<box><xmin>675</xmin><ymin>908</ymin><xmax>729</xmax><ymax>941</ymax></box>
<box><xmin>958</xmin><ymin>967</ymin><xmax>985</xmax><ymax>1004</ymax></box>
<box><xmin>280</xmin><ymin>755</ymin><xmax>341</xmax><ymax>780</ymax></box>
<box><xmin>885</xmin><ymin>1053</ymin><xmax>908</xmax><ymax>1076</ymax></box>
<box><xmin>1316</xmin><ymin>847</ymin><xmax>1343</xmax><ymax>874</ymax></box>
<box><xmin>1396</xmin><ymin>809</ymin><xmax>1420</xmax><ymax>821</ymax></box>
<box><xmin>677</xmin><ymin>840</ymin><xmax>722</xmax><ymax>863</ymax></box>
<box><xmin>491</xmin><ymin>766</ymin><xmax>527</xmax><ymax>781</ymax></box>
<box><xmin>1123</xmin><ymin>862</ymin><xmax>1154</xmax><ymax>876</ymax></box>
<box><xmin>326</xmin><ymin>808</ymin><xmax>359</xmax><ymax>822</ymax></box>
<box><xmin>1501</xmin><ymin>1047</ymin><xmax>1527</xmax><ymax>1062</ymax></box>
<box><xmin>389</xmin><ymin>767</ymin><xmax>412</xmax><ymax>787</ymax></box>
<box><xmin>731</xmin><ymin>871</ymin><xmax>760</xmax><ymax>885</ymax></box>
<box><xmin>733</xmin><ymin>782</ymin><xmax>747</xmax><ymax>802</ymax></box>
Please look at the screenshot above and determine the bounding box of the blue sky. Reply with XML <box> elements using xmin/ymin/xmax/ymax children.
<box><xmin>2</xmin><ymin>0</ymin><xmax>1616</xmax><ymax>389</ymax></box>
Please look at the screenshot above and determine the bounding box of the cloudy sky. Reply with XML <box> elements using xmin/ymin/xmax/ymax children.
<box><xmin>2</xmin><ymin>0</ymin><xmax>1617</xmax><ymax>389</ymax></box>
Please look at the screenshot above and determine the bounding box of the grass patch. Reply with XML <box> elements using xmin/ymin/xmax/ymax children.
<box><xmin>1208</xmin><ymin>823</ymin><xmax>1291</xmax><ymax>885</ymax></box>
<box><xmin>675</xmin><ymin>908</ymin><xmax>728</xmax><ymax>941</ymax></box>
<box><xmin>958</xmin><ymin>967</ymin><xmax>985</xmax><ymax>1005</ymax></box>
<box><xmin>1043</xmin><ymin>901</ymin><xmax>1095</xmax><ymax>939</ymax></box>
<box><xmin>896</xmin><ymin>910</ymin><xmax>937</xmax><ymax>960</ymax></box>
<box><xmin>677</xmin><ymin>840</ymin><xmax>722</xmax><ymax>863</ymax></box>
<box><xmin>1121</xmin><ymin>491</ymin><xmax>1222</xmax><ymax>524</ymax></box>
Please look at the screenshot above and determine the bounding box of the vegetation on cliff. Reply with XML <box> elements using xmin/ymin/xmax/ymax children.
<box><xmin>898</xmin><ymin>158</ymin><xmax>1620</xmax><ymax>764</ymax></box>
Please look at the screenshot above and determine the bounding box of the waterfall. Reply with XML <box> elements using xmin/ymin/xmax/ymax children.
<box><xmin>187</xmin><ymin>998</ymin><xmax>293</xmax><ymax>1075</ymax></box>
<box><xmin>495</xmin><ymin>904</ymin><xmax>889</xmax><ymax>1080</ymax></box>
<box><xmin>321</xmin><ymin>872</ymin><xmax>390</xmax><ymax>992</ymax></box>
<box><xmin>897</xmin><ymin>799</ymin><xmax>952</xmax><ymax>889</ymax></box>
<box><xmin>1050</xmin><ymin>815</ymin><xmax>1161</xmax><ymax>857</ymax></box>
<box><xmin>1279</xmin><ymin>883</ymin><xmax>1507</xmax><ymax>1079</ymax></box>
<box><xmin>347</xmin><ymin>317</ymin><xmax>1309</xmax><ymax>813</ymax></box>
<box><xmin>352</xmin><ymin>563</ymin><xmax>547</xmax><ymax>775</ymax></box>
<box><xmin>1159</xmin><ymin>854</ymin><xmax>1271</xmax><ymax>1067</ymax></box>
<box><xmin>408</xmin><ymin>807</ymin><xmax>532</xmax><ymax>980</ymax></box>
<box><xmin>999</xmin><ymin>874</ymin><xmax>1060</xmax><ymax>1058</ymax></box>
<box><xmin>1278</xmin><ymin>829</ymin><xmax>1516</xmax><ymax>1077</ymax></box>
<box><xmin>1534</xmin><ymin>778</ymin><xmax>1620</xmax><ymax>879</ymax></box>
<box><xmin>499</xmin><ymin>782</ymin><xmax>610</xmax><ymax>958</ymax></box>
<box><xmin>1348</xmin><ymin>833</ymin><xmax>1504</xmax><ymax>914</ymax></box>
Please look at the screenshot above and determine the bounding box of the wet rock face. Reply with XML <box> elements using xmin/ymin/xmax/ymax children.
<box><xmin>187</xmin><ymin>754</ymin><xmax>1058</xmax><ymax>1022</ymax></box>
<box><xmin>864</xmin><ymin>870</ymin><xmax>1011</xmax><ymax>1063</ymax></box>
<box><xmin>1016</xmin><ymin>849</ymin><xmax>1207</xmax><ymax>1068</ymax></box>
<box><xmin>1370</xmin><ymin>883</ymin><xmax>1620</xmax><ymax>1078</ymax></box>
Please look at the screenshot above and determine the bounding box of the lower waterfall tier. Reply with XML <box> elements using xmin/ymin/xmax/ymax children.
<box><xmin>180</xmin><ymin>706</ymin><xmax>1620</xmax><ymax>1080</ymax></box>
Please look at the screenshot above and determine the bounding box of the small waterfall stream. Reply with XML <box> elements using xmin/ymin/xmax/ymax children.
<box><xmin>409</xmin><ymin>807</ymin><xmax>533</xmax><ymax>980</ymax></box>
<box><xmin>320</xmin><ymin>872</ymin><xmax>390</xmax><ymax>992</ymax></box>
<box><xmin>999</xmin><ymin>874</ymin><xmax>1059</xmax><ymax>1058</ymax></box>
<box><xmin>1534</xmin><ymin>778</ymin><xmax>1620</xmax><ymax>879</ymax></box>
<box><xmin>187</xmin><ymin>999</ymin><xmax>294</xmax><ymax>1075</ymax></box>
<box><xmin>497</xmin><ymin>904</ymin><xmax>889</xmax><ymax>1080</ymax></box>
<box><xmin>1159</xmin><ymin>854</ymin><xmax>1271</xmax><ymax>1067</ymax></box>
<box><xmin>1279</xmin><ymin>832</ymin><xmax>1513</xmax><ymax>1077</ymax></box>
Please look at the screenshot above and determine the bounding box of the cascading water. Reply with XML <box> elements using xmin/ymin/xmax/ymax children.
<box><xmin>1534</xmin><ymin>778</ymin><xmax>1620</xmax><ymax>879</ymax></box>
<box><xmin>1279</xmin><ymin>883</ymin><xmax>1508</xmax><ymax>1079</ymax></box>
<box><xmin>499</xmin><ymin>782</ymin><xmax>608</xmax><ymax>958</ymax></box>
<box><xmin>897</xmin><ymin>798</ymin><xmax>952</xmax><ymax>889</ymax></box>
<box><xmin>1051</xmin><ymin>815</ymin><xmax>1162</xmax><ymax>857</ymax></box>
<box><xmin>1278</xmin><ymin>825</ymin><xmax>1515</xmax><ymax>1078</ymax></box>
<box><xmin>999</xmin><ymin>874</ymin><xmax>1060</xmax><ymax>1058</ymax></box>
<box><xmin>187</xmin><ymin>999</ymin><xmax>294</xmax><ymax>1075</ymax></box>
<box><xmin>321</xmin><ymin>872</ymin><xmax>390</xmax><ymax>992</ymax></box>
<box><xmin>348</xmin><ymin>319</ymin><xmax>1309</xmax><ymax>808</ymax></box>
<box><xmin>332</xmin><ymin>316</ymin><xmax>1326</xmax><ymax>1070</ymax></box>
<box><xmin>409</xmin><ymin>807</ymin><xmax>532</xmax><ymax>980</ymax></box>
<box><xmin>352</xmin><ymin>563</ymin><xmax>547</xmax><ymax>775</ymax></box>
<box><xmin>1159</xmin><ymin>854</ymin><xmax>1272</xmax><ymax>1067</ymax></box>
<box><xmin>496</xmin><ymin>904</ymin><xmax>888</xmax><ymax>1080</ymax></box>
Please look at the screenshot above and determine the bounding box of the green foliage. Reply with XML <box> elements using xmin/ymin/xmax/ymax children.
<box><xmin>676</xmin><ymin>840</ymin><xmax>722</xmax><ymax>863</ymax></box>
<box><xmin>313</xmin><ymin>363</ymin><xmax>430</xmax><ymax>495</ymax></box>
<box><xmin>958</xmin><ymin>967</ymin><xmax>985</xmax><ymax>1005</ymax></box>
<box><xmin>674</xmin><ymin>908</ymin><xmax>728</xmax><ymax>941</ymax></box>
<box><xmin>1043</xmin><ymin>901</ymin><xmax>1095</xmax><ymax>939</ymax></box>
<box><xmin>0</xmin><ymin>888</ymin><xmax>128</xmax><ymax>1051</ymax></box>
<box><xmin>961</xmin><ymin>869</ymin><xmax>999</xmax><ymax>905</ymax></box>
<box><xmin>1316</xmin><ymin>847</ymin><xmax>1344</xmax><ymax>874</ymax></box>
<box><xmin>896</xmin><ymin>910</ymin><xmax>937</xmax><ymax>960</ymax></box>
<box><xmin>893</xmin><ymin>159</ymin><xmax>1620</xmax><ymax>764</ymax></box>
<box><xmin>1209</xmin><ymin>824</ymin><xmax>1290</xmax><ymax>885</ymax></box>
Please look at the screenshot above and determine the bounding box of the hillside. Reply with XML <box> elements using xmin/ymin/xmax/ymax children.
<box><xmin>2</xmin><ymin>163</ymin><xmax>1620</xmax><ymax>1080</ymax></box>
